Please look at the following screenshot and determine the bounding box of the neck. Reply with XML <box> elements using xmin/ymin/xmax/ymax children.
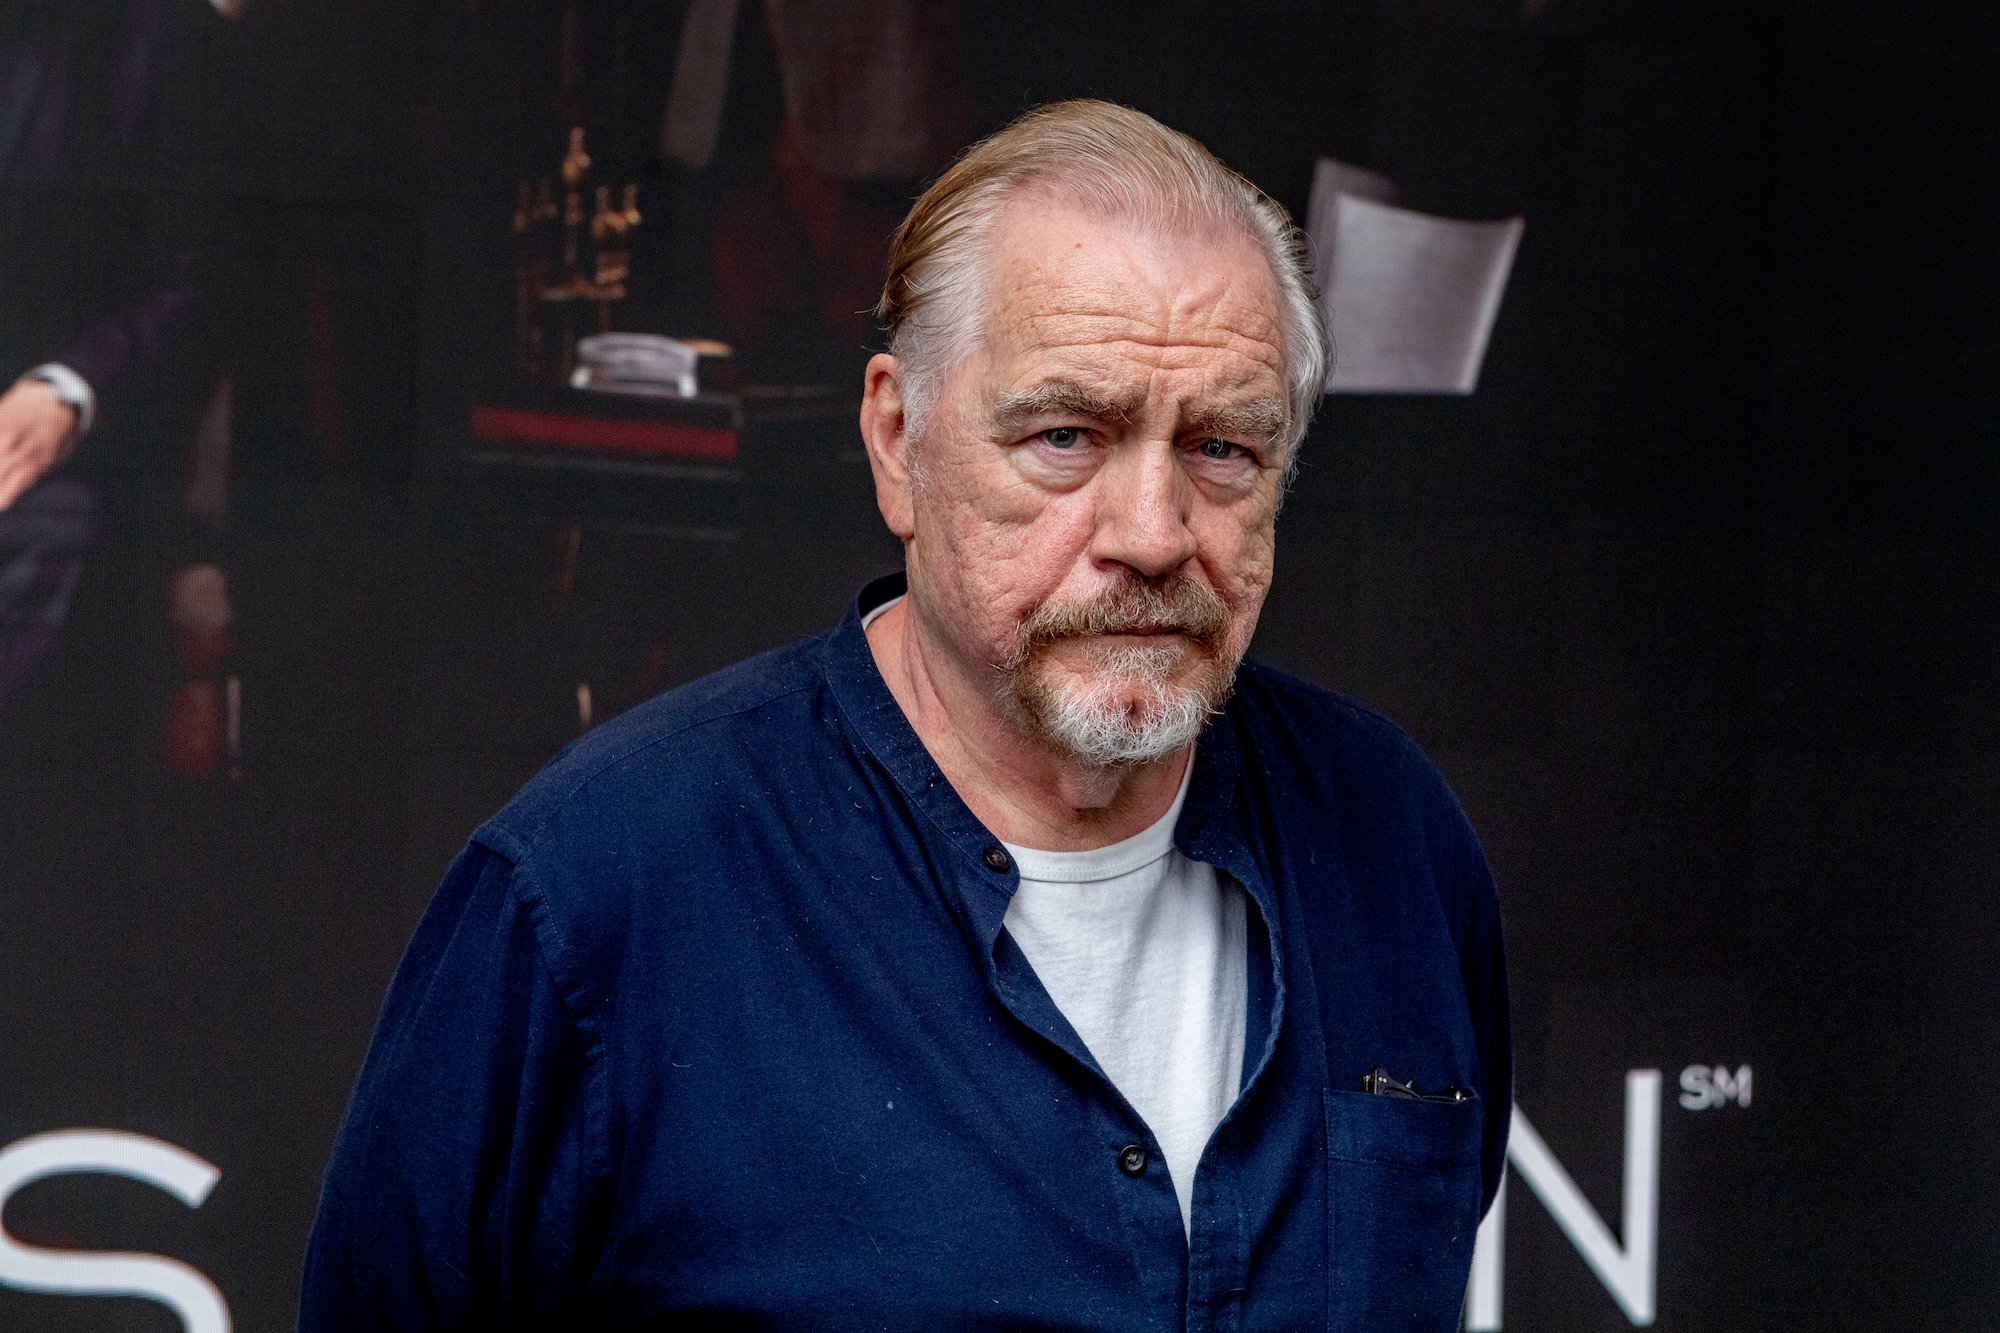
<box><xmin>865</xmin><ymin>596</ymin><xmax>1192</xmax><ymax>852</ymax></box>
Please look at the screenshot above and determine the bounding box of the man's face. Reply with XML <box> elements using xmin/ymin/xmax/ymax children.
<box><xmin>891</xmin><ymin>198</ymin><xmax>1291</xmax><ymax>765</ymax></box>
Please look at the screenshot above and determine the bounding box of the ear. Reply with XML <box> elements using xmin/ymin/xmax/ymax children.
<box><xmin>859</xmin><ymin>353</ymin><xmax>916</xmax><ymax>541</ymax></box>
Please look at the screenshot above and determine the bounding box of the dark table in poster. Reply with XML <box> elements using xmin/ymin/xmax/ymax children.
<box><xmin>456</xmin><ymin>379</ymin><xmax>863</xmax><ymax>535</ymax></box>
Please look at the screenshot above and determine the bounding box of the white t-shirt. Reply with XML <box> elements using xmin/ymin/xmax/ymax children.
<box><xmin>1001</xmin><ymin>766</ymin><xmax>1247</xmax><ymax>1236</ymax></box>
<box><xmin>862</xmin><ymin>595</ymin><xmax>1248</xmax><ymax>1233</ymax></box>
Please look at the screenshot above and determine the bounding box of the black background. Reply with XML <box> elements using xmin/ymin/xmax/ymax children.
<box><xmin>2</xmin><ymin>0</ymin><xmax>1996</xmax><ymax>1327</ymax></box>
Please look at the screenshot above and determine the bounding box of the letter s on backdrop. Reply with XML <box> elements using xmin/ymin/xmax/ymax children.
<box><xmin>0</xmin><ymin>1129</ymin><xmax>230</xmax><ymax>1333</ymax></box>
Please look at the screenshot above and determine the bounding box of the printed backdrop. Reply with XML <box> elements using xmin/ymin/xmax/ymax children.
<box><xmin>2</xmin><ymin>1</ymin><xmax>1995</xmax><ymax>1328</ymax></box>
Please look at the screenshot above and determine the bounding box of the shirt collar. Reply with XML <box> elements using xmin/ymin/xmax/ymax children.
<box><xmin>823</xmin><ymin>574</ymin><xmax>1000</xmax><ymax>841</ymax></box>
<box><xmin>819</xmin><ymin>573</ymin><xmax>1285</xmax><ymax>1098</ymax></box>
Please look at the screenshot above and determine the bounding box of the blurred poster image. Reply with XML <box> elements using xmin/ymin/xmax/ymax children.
<box><xmin>0</xmin><ymin>3</ymin><xmax>1995</xmax><ymax>1330</ymax></box>
<box><xmin>0</xmin><ymin>0</ymin><xmax>232</xmax><ymax>728</ymax></box>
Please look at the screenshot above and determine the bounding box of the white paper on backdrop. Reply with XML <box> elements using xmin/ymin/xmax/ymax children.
<box><xmin>573</xmin><ymin>333</ymin><xmax>700</xmax><ymax>396</ymax></box>
<box><xmin>1303</xmin><ymin>156</ymin><xmax>1400</xmax><ymax>270</ymax></box>
<box><xmin>1319</xmin><ymin>195</ymin><xmax>1523</xmax><ymax>394</ymax></box>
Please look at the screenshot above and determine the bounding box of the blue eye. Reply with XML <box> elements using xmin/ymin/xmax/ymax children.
<box><xmin>1043</xmin><ymin>427</ymin><xmax>1083</xmax><ymax>449</ymax></box>
<box><xmin>1199</xmin><ymin>438</ymin><xmax>1240</xmax><ymax>460</ymax></box>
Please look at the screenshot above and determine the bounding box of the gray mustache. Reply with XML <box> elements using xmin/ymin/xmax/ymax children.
<box><xmin>1018</xmin><ymin>576</ymin><xmax>1230</xmax><ymax>651</ymax></box>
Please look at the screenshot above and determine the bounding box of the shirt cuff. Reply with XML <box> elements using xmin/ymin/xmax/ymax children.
<box><xmin>20</xmin><ymin>362</ymin><xmax>97</xmax><ymax>439</ymax></box>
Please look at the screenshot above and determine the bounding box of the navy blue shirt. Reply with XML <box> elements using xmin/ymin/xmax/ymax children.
<box><xmin>301</xmin><ymin>575</ymin><xmax>1509</xmax><ymax>1331</ymax></box>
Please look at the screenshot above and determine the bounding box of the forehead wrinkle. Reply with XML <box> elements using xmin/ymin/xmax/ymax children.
<box><xmin>993</xmin><ymin>336</ymin><xmax>1286</xmax><ymax>433</ymax></box>
<box><xmin>999</xmin><ymin>249</ymin><xmax>1282</xmax><ymax>331</ymax></box>
<box><xmin>1015</xmin><ymin>291</ymin><xmax>1282</xmax><ymax>336</ymax></box>
<box><xmin>993</xmin><ymin>259</ymin><xmax>1285</xmax><ymax>373</ymax></box>
<box><xmin>975</xmin><ymin>208</ymin><xmax>1294</xmax><ymax>450</ymax></box>
<box><xmin>1010</xmin><ymin>310</ymin><xmax>1287</xmax><ymax>378</ymax></box>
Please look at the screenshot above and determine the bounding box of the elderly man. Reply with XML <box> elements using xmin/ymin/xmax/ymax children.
<box><xmin>303</xmin><ymin>101</ymin><xmax>1508</xmax><ymax>1330</ymax></box>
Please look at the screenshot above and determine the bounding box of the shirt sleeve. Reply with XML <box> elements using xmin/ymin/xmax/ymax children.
<box><xmin>299</xmin><ymin>842</ymin><xmax>610</xmax><ymax>1331</ymax></box>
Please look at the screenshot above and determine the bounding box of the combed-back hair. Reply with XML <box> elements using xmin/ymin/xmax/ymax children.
<box><xmin>876</xmin><ymin>99</ymin><xmax>1329</xmax><ymax>459</ymax></box>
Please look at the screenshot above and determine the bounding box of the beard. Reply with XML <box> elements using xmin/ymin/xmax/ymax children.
<box><xmin>999</xmin><ymin>574</ymin><xmax>1239</xmax><ymax>767</ymax></box>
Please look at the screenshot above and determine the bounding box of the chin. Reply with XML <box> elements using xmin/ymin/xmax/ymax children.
<box><xmin>1010</xmin><ymin>651</ymin><xmax>1237</xmax><ymax>768</ymax></box>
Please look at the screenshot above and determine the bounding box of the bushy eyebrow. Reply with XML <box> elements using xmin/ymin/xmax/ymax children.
<box><xmin>990</xmin><ymin>380</ymin><xmax>1138</xmax><ymax>436</ymax></box>
<box><xmin>992</xmin><ymin>379</ymin><xmax>1290</xmax><ymax>451</ymax></box>
<box><xmin>1188</xmin><ymin>399</ymin><xmax>1289</xmax><ymax>450</ymax></box>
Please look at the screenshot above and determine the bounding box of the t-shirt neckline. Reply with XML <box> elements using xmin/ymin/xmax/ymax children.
<box><xmin>1002</xmin><ymin>760</ymin><xmax>1193</xmax><ymax>884</ymax></box>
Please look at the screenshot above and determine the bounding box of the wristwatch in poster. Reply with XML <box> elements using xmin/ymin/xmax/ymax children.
<box><xmin>20</xmin><ymin>362</ymin><xmax>97</xmax><ymax>439</ymax></box>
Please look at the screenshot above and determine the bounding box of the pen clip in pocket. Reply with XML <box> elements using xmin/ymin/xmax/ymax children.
<box><xmin>1361</xmin><ymin>1067</ymin><xmax>1471</xmax><ymax>1103</ymax></box>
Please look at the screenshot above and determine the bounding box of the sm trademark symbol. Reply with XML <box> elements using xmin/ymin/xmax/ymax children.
<box><xmin>1677</xmin><ymin>1064</ymin><xmax>1752</xmax><ymax>1111</ymax></box>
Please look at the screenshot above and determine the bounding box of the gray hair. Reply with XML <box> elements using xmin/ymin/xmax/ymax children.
<box><xmin>876</xmin><ymin>100</ymin><xmax>1329</xmax><ymax>465</ymax></box>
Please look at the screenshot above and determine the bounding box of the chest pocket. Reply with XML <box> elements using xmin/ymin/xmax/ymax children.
<box><xmin>1325</xmin><ymin>1088</ymin><xmax>1484</xmax><ymax>1330</ymax></box>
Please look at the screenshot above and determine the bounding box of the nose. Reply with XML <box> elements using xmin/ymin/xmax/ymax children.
<box><xmin>1089</xmin><ymin>441</ymin><xmax>1197</xmax><ymax>580</ymax></box>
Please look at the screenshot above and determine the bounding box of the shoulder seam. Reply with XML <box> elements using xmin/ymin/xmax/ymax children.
<box><xmin>482</xmin><ymin>679</ymin><xmax>823</xmax><ymax>855</ymax></box>
<box><xmin>503</xmin><ymin>855</ymin><xmax>618</xmax><ymax>1213</ymax></box>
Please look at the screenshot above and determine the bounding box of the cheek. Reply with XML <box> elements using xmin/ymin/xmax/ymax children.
<box><xmin>1200</xmin><ymin>499</ymin><xmax>1276</xmax><ymax>588</ymax></box>
<box><xmin>1201</xmin><ymin>508</ymin><xmax>1277</xmax><ymax>643</ymax></box>
<box><xmin>912</xmin><ymin>462</ymin><xmax>1094</xmax><ymax>641</ymax></box>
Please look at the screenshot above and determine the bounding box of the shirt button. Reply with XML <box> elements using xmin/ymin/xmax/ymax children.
<box><xmin>1118</xmin><ymin>1144</ymin><xmax>1148</xmax><ymax>1176</ymax></box>
<box><xmin>982</xmin><ymin>844</ymin><xmax>1013</xmax><ymax>873</ymax></box>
